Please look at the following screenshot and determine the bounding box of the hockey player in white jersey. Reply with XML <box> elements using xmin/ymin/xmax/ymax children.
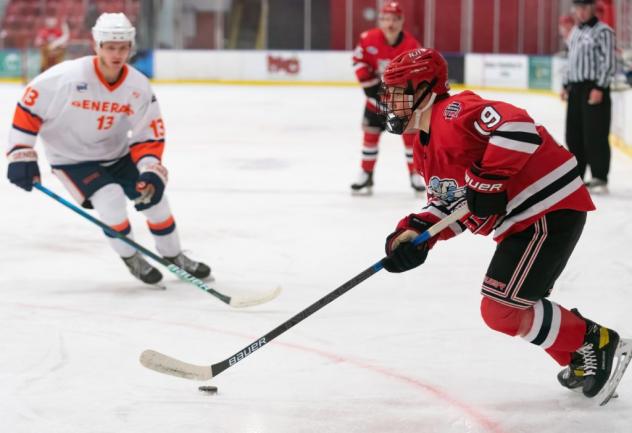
<box><xmin>6</xmin><ymin>13</ymin><xmax>211</xmax><ymax>285</ymax></box>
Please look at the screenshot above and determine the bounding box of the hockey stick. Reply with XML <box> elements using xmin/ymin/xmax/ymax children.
<box><xmin>34</xmin><ymin>183</ymin><xmax>281</xmax><ymax>308</ymax></box>
<box><xmin>140</xmin><ymin>205</ymin><xmax>469</xmax><ymax>381</ymax></box>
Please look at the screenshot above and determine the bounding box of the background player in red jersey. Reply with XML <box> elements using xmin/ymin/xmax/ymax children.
<box><xmin>34</xmin><ymin>16</ymin><xmax>70</xmax><ymax>73</ymax></box>
<box><xmin>378</xmin><ymin>48</ymin><xmax>629</xmax><ymax>401</ymax></box>
<box><xmin>350</xmin><ymin>1</ymin><xmax>423</xmax><ymax>195</ymax></box>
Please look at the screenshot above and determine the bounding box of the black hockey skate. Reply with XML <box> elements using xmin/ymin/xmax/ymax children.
<box><xmin>122</xmin><ymin>252</ymin><xmax>163</xmax><ymax>285</ymax></box>
<box><xmin>564</xmin><ymin>315</ymin><xmax>620</xmax><ymax>398</ymax></box>
<box><xmin>164</xmin><ymin>252</ymin><xmax>212</xmax><ymax>280</ymax></box>
<box><xmin>557</xmin><ymin>353</ymin><xmax>586</xmax><ymax>391</ymax></box>
<box><xmin>351</xmin><ymin>170</ymin><xmax>374</xmax><ymax>195</ymax></box>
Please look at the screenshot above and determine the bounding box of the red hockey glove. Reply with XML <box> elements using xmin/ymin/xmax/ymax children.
<box><xmin>465</xmin><ymin>164</ymin><xmax>508</xmax><ymax>218</ymax></box>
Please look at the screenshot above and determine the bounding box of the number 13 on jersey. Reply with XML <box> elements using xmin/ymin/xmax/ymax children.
<box><xmin>150</xmin><ymin>118</ymin><xmax>165</xmax><ymax>138</ymax></box>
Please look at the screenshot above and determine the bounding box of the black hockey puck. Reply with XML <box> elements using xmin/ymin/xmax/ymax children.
<box><xmin>198</xmin><ymin>385</ymin><xmax>218</xmax><ymax>394</ymax></box>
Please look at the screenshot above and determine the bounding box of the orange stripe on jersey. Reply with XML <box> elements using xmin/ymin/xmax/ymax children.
<box><xmin>129</xmin><ymin>139</ymin><xmax>165</xmax><ymax>163</ymax></box>
<box><xmin>93</xmin><ymin>56</ymin><xmax>129</xmax><ymax>92</ymax></box>
<box><xmin>12</xmin><ymin>103</ymin><xmax>43</xmax><ymax>135</ymax></box>
<box><xmin>147</xmin><ymin>215</ymin><xmax>175</xmax><ymax>231</ymax></box>
<box><xmin>111</xmin><ymin>219</ymin><xmax>131</xmax><ymax>232</ymax></box>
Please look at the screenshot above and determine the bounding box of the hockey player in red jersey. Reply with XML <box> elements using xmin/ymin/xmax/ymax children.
<box><xmin>6</xmin><ymin>13</ymin><xmax>211</xmax><ymax>286</ymax></box>
<box><xmin>379</xmin><ymin>48</ymin><xmax>630</xmax><ymax>401</ymax></box>
<box><xmin>350</xmin><ymin>1</ymin><xmax>423</xmax><ymax>195</ymax></box>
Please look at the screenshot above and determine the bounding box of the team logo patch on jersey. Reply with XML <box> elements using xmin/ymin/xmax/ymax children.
<box><xmin>428</xmin><ymin>176</ymin><xmax>465</xmax><ymax>203</ymax></box>
<box><xmin>443</xmin><ymin>101</ymin><xmax>462</xmax><ymax>120</ymax></box>
<box><xmin>367</xmin><ymin>46</ymin><xmax>378</xmax><ymax>55</ymax></box>
<box><xmin>132</xmin><ymin>91</ymin><xmax>141</xmax><ymax>99</ymax></box>
<box><xmin>76</xmin><ymin>82</ymin><xmax>88</xmax><ymax>92</ymax></box>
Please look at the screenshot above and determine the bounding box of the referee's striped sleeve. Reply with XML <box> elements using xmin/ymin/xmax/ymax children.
<box><xmin>596</xmin><ymin>28</ymin><xmax>615</xmax><ymax>89</ymax></box>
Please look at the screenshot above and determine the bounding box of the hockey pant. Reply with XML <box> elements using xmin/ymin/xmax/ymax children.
<box><xmin>479</xmin><ymin>210</ymin><xmax>588</xmax><ymax>366</ymax></box>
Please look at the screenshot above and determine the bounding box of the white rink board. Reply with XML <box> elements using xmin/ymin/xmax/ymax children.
<box><xmin>154</xmin><ymin>50</ymin><xmax>356</xmax><ymax>82</ymax></box>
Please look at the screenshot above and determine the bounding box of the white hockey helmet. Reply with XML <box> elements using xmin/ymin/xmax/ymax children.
<box><xmin>92</xmin><ymin>13</ymin><xmax>136</xmax><ymax>45</ymax></box>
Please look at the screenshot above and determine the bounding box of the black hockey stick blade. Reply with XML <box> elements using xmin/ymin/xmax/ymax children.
<box><xmin>139</xmin><ymin>207</ymin><xmax>469</xmax><ymax>382</ymax></box>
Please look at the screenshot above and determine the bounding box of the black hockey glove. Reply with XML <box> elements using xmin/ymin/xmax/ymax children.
<box><xmin>7</xmin><ymin>147</ymin><xmax>40</xmax><ymax>191</ymax></box>
<box><xmin>363</xmin><ymin>82</ymin><xmax>381</xmax><ymax>100</ymax></box>
<box><xmin>381</xmin><ymin>215</ymin><xmax>431</xmax><ymax>273</ymax></box>
<box><xmin>465</xmin><ymin>164</ymin><xmax>508</xmax><ymax>218</ymax></box>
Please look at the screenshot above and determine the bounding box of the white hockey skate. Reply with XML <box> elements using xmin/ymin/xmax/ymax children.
<box><xmin>350</xmin><ymin>170</ymin><xmax>374</xmax><ymax>196</ymax></box>
<box><xmin>585</xmin><ymin>178</ymin><xmax>609</xmax><ymax>195</ymax></box>
<box><xmin>410</xmin><ymin>173</ymin><xmax>426</xmax><ymax>194</ymax></box>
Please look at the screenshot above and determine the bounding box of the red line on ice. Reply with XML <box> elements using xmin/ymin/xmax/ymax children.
<box><xmin>10</xmin><ymin>301</ymin><xmax>510</xmax><ymax>433</ymax></box>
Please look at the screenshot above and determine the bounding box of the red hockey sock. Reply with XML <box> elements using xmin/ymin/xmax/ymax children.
<box><xmin>402</xmin><ymin>133</ymin><xmax>415</xmax><ymax>173</ymax></box>
<box><xmin>361</xmin><ymin>132</ymin><xmax>380</xmax><ymax>172</ymax></box>
<box><xmin>480</xmin><ymin>297</ymin><xmax>586</xmax><ymax>366</ymax></box>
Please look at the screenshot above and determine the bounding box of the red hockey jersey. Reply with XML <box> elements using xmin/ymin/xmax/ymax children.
<box><xmin>407</xmin><ymin>91</ymin><xmax>595</xmax><ymax>243</ymax></box>
<box><xmin>352</xmin><ymin>28</ymin><xmax>421</xmax><ymax>89</ymax></box>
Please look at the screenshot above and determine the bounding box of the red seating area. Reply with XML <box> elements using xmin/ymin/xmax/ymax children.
<box><xmin>1</xmin><ymin>0</ymin><xmax>140</xmax><ymax>49</ymax></box>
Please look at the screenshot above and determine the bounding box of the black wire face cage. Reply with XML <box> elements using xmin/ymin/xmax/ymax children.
<box><xmin>378</xmin><ymin>78</ymin><xmax>438</xmax><ymax>134</ymax></box>
<box><xmin>378</xmin><ymin>81</ymin><xmax>415</xmax><ymax>120</ymax></box>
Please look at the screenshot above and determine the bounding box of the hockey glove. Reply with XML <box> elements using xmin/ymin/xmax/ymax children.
<box><xmin>465</xmin><ymin>164</ymin><xmax>508</xmax><ymax>218</ymax></box>
<box><xmin>363</xmin><ymin>82</ymin><xmax>381</xmax><ymax>100</ymax></box>
<box><xmin>135</xmin><ymin>163</ymin><xmax>168</xmax><ymax>210</ymax></box>
<box><xmin>7</xmin><ymin>147</ymin><xmax>40</xmax><ymax>191</ymax></box>
<box><xmin>381</xmin><ymin>215</ymin><xmax>431</xmax><ymax>273</ymax></box>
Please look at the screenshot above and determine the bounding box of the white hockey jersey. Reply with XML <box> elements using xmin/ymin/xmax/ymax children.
<box><xmin>8</xmin><ymin>56</ymin><xmax>165</xmax><ymax>167</ymax></box>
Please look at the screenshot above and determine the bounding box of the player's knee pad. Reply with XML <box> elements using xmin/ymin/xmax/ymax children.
<box><xmin>480</xmin><ymin>296</ymin><xmax>533</xmax><ymax>337</ymax></box>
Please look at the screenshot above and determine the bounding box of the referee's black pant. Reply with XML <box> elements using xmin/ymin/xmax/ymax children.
<box><xmin>565</xmin><ymin>81</ymin><xmax>611</xmax><ymax>183</ymax></box>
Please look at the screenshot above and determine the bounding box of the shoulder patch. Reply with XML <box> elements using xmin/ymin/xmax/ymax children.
<box><xmin>366</xmin><ymin>46</ymin><xmax>378</xmax><ymax>55</ymax></box>
<box><xmin>443</xmin><ymin>101</ymin><xmax>462</xmax><ymax>120</ymax></box>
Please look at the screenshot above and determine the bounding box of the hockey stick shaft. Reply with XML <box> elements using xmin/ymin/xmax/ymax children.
<box><xmin>35</xmin><ymin>182</ymin><xmax>235</xmax><ymax>304</ymax></box>
<box><xmin>140</xmin><ymin>205</ymin><xmax>469</xmax><ymax>380</ymax></box>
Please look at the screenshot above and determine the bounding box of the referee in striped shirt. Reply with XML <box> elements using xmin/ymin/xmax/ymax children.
<box><xmin>562</xmin><ymin>0</ymin><xmax>615</xmax><ymax>193</ymax></box>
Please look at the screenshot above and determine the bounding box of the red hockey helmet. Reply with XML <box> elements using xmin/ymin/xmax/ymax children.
<box><xmin>381</xmin><ymin>1</ymin><xmax>403</xmax><ymax>17</ymax></box>
<box><xmin>382</xmin><ymin>48</ymin><xmax>450</xmax><ymax>95</ymax></box>
<box><xmin>380</xmin><ymin>48</ymin><xmax>450</xmax><ymax>134</ymax></box>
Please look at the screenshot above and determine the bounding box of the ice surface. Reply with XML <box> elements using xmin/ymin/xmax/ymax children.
<box><xmin>1</xmin><ymin>83</ymin><xmax>631</xmax><ymax>433</ymax></box>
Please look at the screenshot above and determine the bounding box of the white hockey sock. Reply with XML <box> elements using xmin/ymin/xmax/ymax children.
<box><xmin>140</xmin><ymin>195</ymin><xmax>182</xmax><ymax>257</ymax></box>
<box><xmin>90</xmin><ymin>183</ymin><xmax>136</xmax><ymax>257</ymax></box>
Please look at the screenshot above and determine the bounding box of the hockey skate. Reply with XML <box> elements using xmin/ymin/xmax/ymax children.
<box><xmin>557</xmin><ymin>355</ymin><xmax>585</xmax><ymax>392</ymax></box>
<box><xmin>584</xmin><ymin>178</ymin><xmax>609</xmax><ymax>195</ymax></box>
<box><xmin>122</xmin><ymin>252</ymin><xmax>163</xmax><ymax>285</ymax></box>
<box><xmin>410</xmin><ymin>173</ymin><xmax>426</xmax><ymax>194</ymax></box>
<box><xmin>351</xmin><ymin>170</ymin><xmax>374</xmax><ymax>195</ymax></box>
<box><xmin>164</xmin><ymin>252</ymin><xmax>213</xmax><ymax>281</ymax></box>
<box><xmin>558</xmin><ymin>313</ymin><xmax>632</xmax><ymax>405</ymax></box>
